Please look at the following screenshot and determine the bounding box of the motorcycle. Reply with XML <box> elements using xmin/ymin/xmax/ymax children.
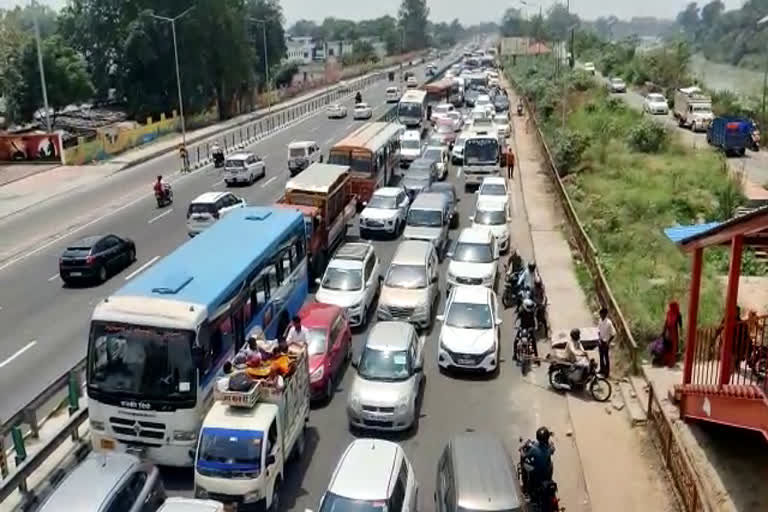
<box><xmin>517</xmin><ymin>102</ymin><xmax>524</xmax><ymax>116</ymax></box>
<box><xmin>547</xmin><ymin>353</ymin><xmax>612</xmax><ymax>402</ymax></box>
<box><xmin>212</xmin><ymin>149</ymin><xmax>225</xmax><ymax>168</ymax></box>
<box><xmin>747</xmin><ymin>343</ymin><xmax>768</xmax><ymax>379</ymax></box>
<box><xmin>518</xmin><ymin>438</ymin><xmax>563</xmax><ymax>512</ymax></box>
<box><xmin>502</xmin><ymin>254</ymin><xmax>525</xmax><ymax>308</ymax></box>
<box><xmin>155</xmin><ymin>183</ymin><xmax>173</xmax><ymax>208</ymax></box>
<box><xmin>517</xmin><ymin>286</ymin><xmax>550</xmax><ymax>338</ymax></box>
<box><xmin>516</xmin><ymin>325</ymin><xmax>536</xmax><ymax>375</ymax></box>
<box><xmin>750</xmin><ymin>128</ymin><xmax>760</xmax><ymax>152</ymax></box>
<box><xmin>355</xmin><ymin>92</ymin><xmax>363</xmax><ymax>104</ymax></box>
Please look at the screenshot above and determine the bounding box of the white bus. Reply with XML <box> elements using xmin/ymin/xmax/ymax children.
<box><xmin>397</xmin><ymin>89</ymin><xmax>428</xmax><ymax>132</ymax></box>
<box><xmin>87</xmin><ymin>207</ymin><xmax>308</xmax><ymax>467</ymax></box>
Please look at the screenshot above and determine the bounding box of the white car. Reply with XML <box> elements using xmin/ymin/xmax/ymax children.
<box><xmin>583</xmin><ymin>62</ymin><xmax>596</xmax><ymax>74</ymax></box>
<box><xmin>186</xmin><ymin>192</ymin><xmax>246</xmax><ymax>237</ymax></box>
<box><xmin>475</xmin><ymin>94</ymin><xmax>493</xmax><ymax>111</ymax></box>
<box><xmin>447</xmin><ymin>227</ymin><xmax>499</xmax><ymax>291</ymax></box>
<box><xmin>316</xmin><ymin>242</ymin><xmax>382</xmax><ymax>327</ymax></box>
<box><xmin>386</xmin><ymin>86</ymin><xmax>401</xmax><ymax>103</ymax></box>
<box><xmin>400</xmin><ymin>129</ymin><xmax>423</xmax><ymax>166</ymax></box>
<box><xmin>644</xmin><ymin>93</ymin><xmax>669</xmax><ymax>115</ymax></box>
<box><xmin>493</xmin><ymin>113</ymin><xmax>510</xmax><ymax>137</ymax></box>
<box><xmin>158</xmin><ymin>498</ymin><xmax>224</xmax><ymax>512</ymax></box>
<box><xmin>223</xmin><ymin>152</ymin><xmax>266</xmax><ymax>185</ymax></box>
<box><xmin>441</xmin><ymin>111</ymin><xmax>463</xmax><ymax>132</ymax></box>
<box><xmin>313</xmin><ymin>439</ymin><xmax>418</xmax><ymax>512</ymax></box>
<box><xmin>477</xmin><ymin>176</ymin><xmax>508</xmax><ymax>206</ymax></box>
<box><xmin>609</xmin><ymin>77</ymin><xmax>626</xmax><ymax>93</ymax></box>
<box><xmin>437</xmin><ymin>285</ymin><xmax>502</xmax><ymax>374</ymax></box>
<box><xmin>470</xmin><ymin>196</ymin><xmax>509</xmax><ymax>252</ymax></box>
<box><xmin>327</xmin><ymin>103</ymin><xmax>348</xmax><ymax>118</ymax></box>
<box><xmin>451</xmin><ymin>133</ymin><xmax>469</xmax><ymax>164</ymax></box>
<box><xmin>353</xmin><ymin>102</ymin><xmax>373</xmax><ymax>120</ymax></box>
<box><xmin>431</xmin><ymin>103</ymin><xmax>455</xmax><ymax>122</ymax></box>
<box><xmin>359</xmin><ymin>186</ymin><xmax>411</xmax><ymax>238</ymax></box>
<box><xmin>422</xmin><ymin>145</ymin><xmax>449</xmax><ymax>180</ymax></box>
<box><xmin>407</xmin><ymin>76</ymin><xmax>418</xmax><ymax>88</ymax></box>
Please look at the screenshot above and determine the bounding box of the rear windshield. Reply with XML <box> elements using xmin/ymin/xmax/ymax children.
<box><xmin>289</xmin><ymin>148</ymin><xmax>306</xmax><ymax>157</ymax></box>
<box><xmin>188</xmin><ymin>203</ymin><xmax>216</xmax><ymax>215</ymax></box>
<box><xmin>226</xmin><ymin>159</ymin><xmax>245</xmax><ymax>167</ymax></box>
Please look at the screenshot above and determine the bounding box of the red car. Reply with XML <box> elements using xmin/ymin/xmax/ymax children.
<box><xmin>300</xmin><ymin>303</ymin><xmax>353</xmax><ymax>401</ymax></box>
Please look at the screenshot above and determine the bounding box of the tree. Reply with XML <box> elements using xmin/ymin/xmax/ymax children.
<box><xmin>500</xmin><ymin>8</ymin><xmax>525</xmax><ymax>37</ymax></box>
<box><xmin>0</xmin><ymin>9</ymin><xmax>29</xmax><ymax>119</ymax></box>
<box><xmin>343</xmin><ymin>40</ymin><xmax>378</xmax><ymax>66</ymax></box>
<box><xmin>398</xmin><ymin>0</ymin><xmax>429</xmax><ymax>51</ymax></box>
<box><xmin>545</xmin><ymin>4</ymin><xmax>579</xmax><ymax>41</ymax></box>
<box><xmin>288</xmin><ymin>19</ymin><xmax>319</xmax><ymax>37</ymax></box>
<box><xmin>676</xmin><ymin>2</ymin><xmax>700</xmax><ymax>36</ymax></box>
<box><xmin>12</xmin><ymin>35</ymin><xmax>93</xmax><ymax>123</ymax></box>
<box><xmin>700</xmin><ymin>0</ymin><xmax>725</xmax><ymax>28</ymax></box>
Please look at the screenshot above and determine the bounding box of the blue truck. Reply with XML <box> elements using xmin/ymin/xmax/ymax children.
<box><xmin>706</xmin><ymin>116</ymin><xmax>755</xmax><ymax>157</ymax></box>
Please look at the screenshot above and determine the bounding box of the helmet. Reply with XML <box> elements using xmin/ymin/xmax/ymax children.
<box><xmin>156</xmin><ymin>175</ymin><xmax>162</xmax><ymax>181</ymax></box>
<box><xmin>570</xmin><ymin>328</ymin><xmax>581</xmax><ymax>341</ymax></box>
<box><xmin>523</xmin><ymin>298</ymin><xmax>535</xmax><ymax>312</ymax></box>
<box><xmin>536</xmin><ymin>426</ymin><xmax>551</xmax><ymax>445</ymax></box>
<box><xmin>527</xmin><ymin>261</ymin><xmax>537</xmax><ymax>271</ymax></box>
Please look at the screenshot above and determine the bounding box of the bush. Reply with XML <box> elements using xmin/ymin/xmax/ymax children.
<box><xmin>604</xmin><ymin>96</ymin><xmax>625</xmax><ymax>112</ymax></box>
<box><xmin>627</xmin><ymin>119</ymin><xmax>669</xmax><ymax>153</ymax></box>
<box><xmin>551</xmin><ymin>128</ymin><xmax>590</xmax><ymax>175</ymax></box>
<box><xmin>569</xmin><ymin>70</ymin><xmax>594</xmax><ymax>92</ymax></box>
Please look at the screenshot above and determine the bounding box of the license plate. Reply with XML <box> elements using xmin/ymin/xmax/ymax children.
<box><xmin>458</xmin><ymin>358</ymin><xmax>474</xmax><ymax>365</ymax></box>
<box><xmin>70</xmin><ymin>272</ymin><xmax>82</xmax><ymax>277</ymax></box>
<box><xmin>229</xmin><ymin>170</ymin><xmax>240</xmax><ymax>174</ymax></box>
<box><xmin>101</xmin><ymin>438</ymin><xmax>115</xmax><ymax>450</ymax></box>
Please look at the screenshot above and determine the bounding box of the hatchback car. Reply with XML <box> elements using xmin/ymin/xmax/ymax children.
<box><xmin>477</xmin><ymin>176</ymin><xmax>508</xmax><ymax>206</ymax></box>
<box><xmin>428</xmin><ymin>182</ymin><xmax>459</xmax><ymax>228</ymax></box>
<box><xmin>223</xmin><ymin>152</ymin><xmax>265</xmax><ymax>185</ymax></box>
<box><xmin>400</xmin><ymin>130</ymin><xmax>423</xmax><ymax>167</ymax></box>
<box><xmin>316</xmin><ymin>242</ymin><xmax>382</xmax><ymax>327</ymax></box>
<box><xmin>493</xmin><ymin>94</ymin><xmax>510</xmax><ymax>113</ymax></box>
<box><xmin>402</xmin><ymin>165</ymin><xmax>434</xmax><ymax>199</ymax></box>
<box><xmin>451</xmin><ymin>133</ymin><xmax>469</xmax><ymax>165</ymax></box>
<box><xmin>347</xmin><ymin>322</ymin><xmax>424</xmax><ymax>431</ymax></box>
<box><xmin>186</xmin><ymin>192</ymin><xmax>246</xmax><ymax>237</ymax></box>
<box><xmin>431</xmin><ymin>103</ymin><xmax>456</xmax><ymax>122</ymax></box>
<box><xmin>359</xmin><ymin>186</ymin><xmax>411</xmax><ymax>238</ymax></box>
<box><xmin>447</xmin><ymin>228</ymin><xmax>499</xmax><ymax>291</ymax></box>
<box><xmin>313</xmin><ymin>439</ymin><xmax>418</xmax><ymax>512</ymax></box>
<box><xmin>644</xmin><ymin>93</ymin><xmax>669</xmax><ymax>115</ymax></box>
<box><xmin>583</xmin><ymin>62</ymin><xmax>596</xmax><ymax>74</ymax></box>
<box><xmin>300</xmin><ymin>303</ymin><xmax>352</xmax><ymax>401</ymax></box>
<box><xmin>378</xmin><ymin>240</ymin><xmax>440</xmax><ymax>330</ymax></box>
<box><xmin>353</xmin><ymin>103</ymin><xmax>373</xmax><ymax>119</ymax></box>
<box><xmin>494</xmin><ymin>113</ymin><xmax>510</xmax><ymax>138</ymax></box>
<box><xmin>59</xmin><ymin>234</ymin><xmax>136</xmax><ymax>284</ymax></box>
<box><xmin>37</xmin><ymin>452</ymin><xmax>165</xmax><ymax>512</ymax></box>
<box><xmin>470</xmin><ymin>197</ymin><xmax>509</xmax><ymax>253</ymax></box>
<box><xmin>407</xmin><ymin>76</ymin><xmax>418</xmax><ymax>88</ymax></box>
<box><xmin>327</xmin><ymin>103</ymin><xmax>348</xmax><ymax>118</ymax></box>
<box><xmin>609</xmin><ymin>77</ymin><xmax>627</xmax><ymax>93</ymax></box>
<box><xmin>434</xmin><ymin>119</ymin><xmax>458</xmax><ymax>146</ymax></box>
<box><xmin>386</xmin><ymin>86</ymin><xmax>402</xmax><ymax>103</ymax></box>
<box><xmin>422</xmin><ymin>146</ymin><xmax>449</xmax><ymax>180</ymax></box>
<box><xmin>437</xmin><ymin>286</ymin><xmax>502</xmax><ymax>374</ymax></box>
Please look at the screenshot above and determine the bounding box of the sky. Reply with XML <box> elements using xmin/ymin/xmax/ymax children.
<box><xmin>0</xmin><ymin>0</ymin><xmax>747</xmax><ymax>26</ymax></box>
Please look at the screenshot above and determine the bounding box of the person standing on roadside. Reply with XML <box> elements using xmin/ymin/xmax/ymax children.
<box><xmin>506</xmin><ymin>149</ymin><xmax>515</xmax><ymax>180</ymax></box>
<box><xmin>598</xmin><ymin>307</ymin><xmax>616</xmax><ymax>378</ymax></box>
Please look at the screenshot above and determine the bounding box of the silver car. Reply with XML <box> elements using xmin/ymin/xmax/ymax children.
<box><xmin>404</xmin><ymin>192</ymin><xmax>450</xmax><ymax>259</ymax></box>
<box><xmin>347</xmin><ymin>321</ymin><xmax>425</xmax><ymax>431</ymax></box>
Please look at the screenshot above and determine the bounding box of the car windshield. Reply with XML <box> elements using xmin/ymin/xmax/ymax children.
<box><xmin>423</xmin><ymin>149</ymin><xmax>442</xmax><ymax>161</ymax></box>
<box><xmin>446</xmin><ymin>302</ymin><xmax>493</xmax><ymax>329</ymax></box>
<box><xmin>322</xmin><ymin>267</ymin><xmax>363</xmax><ymax>291</ymax></box>
<box><xmin>87</xmin><ymin>322</ymin><xmax>195</xmax><ymax>401</ymax></box>
<box><xmin>408</xmin><ymin>208</ymin><xmax>442</xmax><ymax>227</ymax></box>
<box><xmin>475</xmin><ymin>208</ymin><xmax>506</xmax><ymax>225</ymax></box>
<box><xmin>453</xmin><ymin>242</ymin><xmax>494</xmax><ymax>263</ymax></box>
<box><xmin>198</xmin><ymin>427</ymin><xmax>262</xmax><ymax>474</ymax></box>
<box><xmin>386</xmin><ymin>264</ymin><xmax>427</xmax><ymax>288</ymax></box>
<box><xmin>612</xmin><ymin>79</ymin><xmax>624</xmax><ymax>84</ymax></box>
<box><xmin>398</xmin><ymin>102</ymin><xmax>422</xmax><ymax>119</ymax></box>
<box><xmin>226</xmin><ymin>159</ymin><xmax>245</xmax><ymax>167</ymax></box>
<box><xmin>307</xmin><ymin>328</ymin><xmax>328</xmax><ymax>356</ymax></box>
<box><xmin>289</xmin><ymin>148</ymin><xmax>306</xmax><ymax>158</ymax></box>
<box><xmin>648</xmin><ymin>94</ymin><xmax>665</xmax><ymax>102</ymax></box>
<box><xmin>401</xmin><ymin>139</ymin><xmax>421</xmax><ymax>151</ymax></box>
<box><xmin>436</xmin><ymin>123</ymin><xmax>454</xmax><ymax>134</ymax></box>
<box><xmin>464</xmin><ymin>139</ymin><xmax>498</xmax><ymax>165</ymax></box>
<box><xmin>319</xmin><ymin>492</ymin><xmax>387</xmax><ymax>512</ymax></box>
<box><xmin>367</xmin><ymin>194</ymin><xmax>397</xmax><ymax>209</ymax></box>
<box><xmin>358</xmin><ymin>347</ymin><xmax>411</xmax><ymax>381</ymax></box>
<box><xmin>481</xmin><ymin>183</ymin><xmax>506</xmax><ymax>196</ymax></box>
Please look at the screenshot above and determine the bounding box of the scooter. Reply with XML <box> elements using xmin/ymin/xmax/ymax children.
<box><xmin>155</xmin><ymin>183</ymin><xmax>173</xmax><ymax>208</ymax></box>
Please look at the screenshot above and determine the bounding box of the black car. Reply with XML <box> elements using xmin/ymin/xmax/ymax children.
<box><xmin>59</xmin><ymin>234</ymin><xmax>136</xmax><ymax>284</ymax></box>
<box><xmin>493</xmin><ymin>95</ymin><xmax>510</xmax><ymax>113</ymax></box>
<box><xmin>428</xmin><ymin>182</ymin><xmax>459</xmax><ymax>228</ymax></box>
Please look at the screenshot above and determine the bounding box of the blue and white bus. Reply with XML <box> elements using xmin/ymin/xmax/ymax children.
<box><xmin>86</xmin><ymin>207</ymin><xmax>307</xmax><ymax>466</ymax></box>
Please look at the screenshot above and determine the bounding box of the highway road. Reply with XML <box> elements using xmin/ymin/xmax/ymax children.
<box><xmin>0</xmin><ymin>57</ymin><xmax>449</xmax><ymax>420</ymax></box>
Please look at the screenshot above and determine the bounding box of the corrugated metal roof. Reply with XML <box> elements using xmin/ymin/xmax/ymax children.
<box><xmin>664</xmin><ymin>222</ymin><xmax>722</xmax><ymax>244</ymax></box>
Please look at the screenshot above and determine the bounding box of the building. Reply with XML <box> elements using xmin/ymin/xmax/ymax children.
<box><xmin>285</xmin><ymin>36</ymin><xmax>315</xmax><ymax>64</ymax></box>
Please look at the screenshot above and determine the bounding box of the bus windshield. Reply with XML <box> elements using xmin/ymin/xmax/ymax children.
<box><xmin>398</xmin><ymin>102</ymin><xmax>422</xmax><ymax>119</ymax></box>
<box><xmin>328</xmin><ymin>150</ymin><xmax>372</xmax><ymax>175</ymax></box>
<box><xmin>88</xmin><ymin>322</ymin><xmax>196</xmax><ymax>401</ymax></box>
<box><xmin>464</xmin><ymin>139</ymin><xmax>499</xmax><ymax>165</ymax></box>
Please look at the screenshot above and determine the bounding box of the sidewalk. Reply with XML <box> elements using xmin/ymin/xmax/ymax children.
<box><xmin>507</xmin><ymin>85</ymin><xmax>678</xmax><ymax>511</ymax></box>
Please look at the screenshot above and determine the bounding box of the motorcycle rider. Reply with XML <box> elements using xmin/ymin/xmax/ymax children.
<box><xmin>518</xmin><ymin>261</ymin><xmax>545</xmax><ymax>307</ymax></box>
<box><xmin>522</xmin><ymin>427</ymin><xmax>555</xmax><ymax>497</ymax></box>
<box><xmin>514</xmin><ymin>298</ymin><xmax>539</xmax><ymax>362</ymax></box>
<box><xmin>566</xmin><ymin>328</ymin><xmax>590</xmax><ymax>385</ymax></box>
<box><xmin>153</xmin><ymin>175</ymin><xmax>167</xmax><ymax>201</ymax></box>
<box><xmin>355</xmin><ymin>91</ymin><xmax>363</xmax><ymax>104</ymax></box>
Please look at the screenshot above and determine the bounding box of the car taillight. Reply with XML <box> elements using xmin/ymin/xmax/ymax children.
<box><xmin>86</xmin><ymin>255</ymin><xmax>95</xmax><ymax>265</ymax></box>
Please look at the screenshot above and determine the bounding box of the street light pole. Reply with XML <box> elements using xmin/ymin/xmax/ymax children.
<box><xmin>562</xmin><ymin>0</ymin><xmax>571</xmax><ymax>130</ymax></box>
<box><xmin>248</xmin><ymin>18</ymin><xmax>272</xmax><ymax>113</ymax></box>
<box><xmin>31</xmin><ymin>0</ymin><xmax>51</xmax><ymax>133</ymax></box>
<box><xmin>150</xmin><ymin>6</ymin><xmax>195</xmax><ymax>149</ymax></box>
<box><xmin>758</xmin><ymin>15</ymin><xmax>768</xmax><ymax>133</ymax></box>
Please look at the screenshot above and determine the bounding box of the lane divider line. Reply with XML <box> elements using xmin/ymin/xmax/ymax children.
<box><xmin>47</xmin><ymin>273</ymin><xmax>60</xmax><ymax>282</ymax></box>
<box><xmin>0</xmin><ymin>341</ymin><xmax>37</xmax><ymax>369</ymax></box>
<box><xmin>261</xmin><ymin>176</ymin><xmax>278</xmax><ymax>188</ymax></box>
<box><xmin>125</xmin><ymin>255</ymin><xmax>160</xmax><ymax>281</ymax></box>
<box><xmin>148</xmin><ymin>208</ymin><xmax>174</xmax><ymax>224</ymax></box>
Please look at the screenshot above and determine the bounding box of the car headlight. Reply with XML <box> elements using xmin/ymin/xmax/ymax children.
<box><xmin>447</xmin><ymin>271</ymin><xmax>457</xmax><ymax>281</ymax></box>
<box><xmin>90</xmin><ymin>420</ymin><xmax>105</xmax><ymax>431</ymax></box>
<box><xmin>481</xmin><ymin>340</ymin><xmax>498</xmax><ymax>358</ymax></box>
<box><xmin>482</xmin><ymin>274</ymin><xmax>495</xmax><ymax>286</ymax></box>
<box><xmin>395</xmin><ymin>396</ymin><xmax>410</xmax><ymax>413</ymax></box>
<box><xmin>244</xmin><ymin>489</ymin><xmax>262</xmax><ymax>503</ymax></box>
<box><xmin>311</xmin><ymin>365</ymin><xmax>324</xmax><ymax>382</ymax></box>
<box><xmin>195</xmin><ymin>487</ymin><xmax>209</xmax><ymax>499</ymax></box>
<box><xmin>348</xmin><ymin>394</ymin><xmax>362</xmax><ymax>411</ymax></box>
<box><xmin>173</xmin><ymin>430</ymin><xmax>198</xmax><ymax>442</ymax></box>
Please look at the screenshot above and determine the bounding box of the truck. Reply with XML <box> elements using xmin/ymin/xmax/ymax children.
<box><xmin>194</xmin><ymin>347</ymin><xmax>310</xmax><ymax>510</ymax></box>
<box><xmin>275</xmin><ymin>162</ymin><xmax>357</xmax><ymax>278</ymax></box>
<box><xmin>673</xmin><ymin>86</ymin><xmax>714</xmax><ymax>132</ymax></box>
<box><xmin>707</xmin><ymin>116</ymin><xmax>755</xmax><ymax>157</ymax></box>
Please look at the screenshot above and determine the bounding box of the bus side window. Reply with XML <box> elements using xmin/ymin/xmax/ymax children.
<box><xmin>294</xmin><ymin>237</ymin><xmax>305</xmax><ymax>262</ymax></box>
<box><xmin>271</xmin><ymin>261</ymin><xmax>282</xmax><ymax>288</ymax></box>
<box><xmin>281</xmin><ymin>250</ymin><xmax>292</xmax><ymax>278</ymax></box>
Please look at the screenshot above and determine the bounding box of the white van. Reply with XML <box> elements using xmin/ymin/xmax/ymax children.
<box><xmin>386</xmin><ymin>86</ymin><xmax>401</xmax><ymax>103</ymax></box>
<box><xmin>223</xmin><ymin>152</ymin><xmax>266</xmax><ymax>185</ymax></box>
<box><xmin>186</xmin><ymin>192</ymin><xmax>246</xmax><ymax>237</ymax></box>
<box><xmin>287</xmin><ymin>140</ymin><xmax>322</xmax><ymax>176</ymax></box>
<box><xmin>400</xmin><ymin>130</ymin><xmax>423</xmax><ymax>167</ymax></box>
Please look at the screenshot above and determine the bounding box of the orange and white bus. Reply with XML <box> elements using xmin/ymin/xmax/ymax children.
<box><xmin>327</xmin><ymin>122</ymin><xmax>402</xmax><ymax>202</ymax></box>
<box><xmin>423</xmin><ymin>78</ymin><xmax>462</xmax><ymax>107</ymax></box>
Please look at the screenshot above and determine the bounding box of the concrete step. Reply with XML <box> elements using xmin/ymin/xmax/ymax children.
<box><xmin>629</xmin><ymin>375</ymin><xmax>650</xmax><ymax>415</ymax></box>
<box><xmin>618</xmin><ymin>379</ymin><xmax>647</xmax><ymax>426</ymax></box>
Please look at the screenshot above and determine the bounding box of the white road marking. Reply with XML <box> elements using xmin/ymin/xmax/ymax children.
<box><xmin>261</xmin><ymin>176</ymin><xmax>278</xmax><ymax>188</ymax></box>
<box><xmin>148</xmin><ymin>208</ymin><xmax>174</xmax><ymax>224</ymax></box>
<box><xmin>213</xmin><ymin>179</ymin><xmax>224</xmax><ymax>187</ymax></box>
<box><xmin>325</xmin><ymin>136</ymin><xmax>336</xmax><ymax>145</ymax></box>
<box><xmin>0</xmin><ymin>341</ymin><xmax>37</xmax><ymax>369</ymax></box>
<box><xmin>124</xmin><ymin>255</ymin><xmax>159</xmax><ymax>281</ymax></box>
<box><xmin>48</xmin><ymin>273</ymin><xmax>60</xmax><ymax>282</ymax></box>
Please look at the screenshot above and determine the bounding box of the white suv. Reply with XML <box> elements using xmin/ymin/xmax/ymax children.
<box><xmin>186</xmin><ymin>192</ymin><xmax>246</xmax><ymax>237</ymax></box>
<box><xmin>477</xmin><ymin>176</ymin><xmax>508</xmax><ymax>207</ymax></box>
<box><xmin>359</xmin><ymin>186</ymin><xmax>411</xmax><ymax>238</ymax></box>
<box><xmin>447</xmin><ymin>227</ymin><xmax>499</xmax><ymax>291</ymax></box>
<box><xmin>223</xmin><ymin>152</ymin><xmax>266</xmax><ymax>185</ymax></box>
<box><xmin>314</xmin><ymin>439</ymin><xmax>418</xmax><ymax>512</ymax></box>
<box><xmin>316</xmin><ymin>242</ymin><xmax>382</xmax><ymax>327</ymax></box>
<box><xmin>470</xmin><ymin>196</ymin><xmax>509</xmax><ymax>253</ymax></box>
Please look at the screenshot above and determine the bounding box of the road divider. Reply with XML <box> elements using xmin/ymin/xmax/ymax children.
<box><xmin>124</xmin><ymin>255</ymin><xmax>159</xmax><ymax>281</ymax></box>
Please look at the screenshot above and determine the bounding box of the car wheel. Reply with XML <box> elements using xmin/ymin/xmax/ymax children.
<box><xmin>126</xmin><ymin>248</ymin><xmax>135</xmax><ymax>265</ymax></box>
<box><xmin>324</xmin><ymin>378</ymin><xmax>334</xmax><ymax>401</ymax></box>
<box><xmin>269</xmin><ymin>479</ymin><xmax>282</xmax><ymax>512</ymax></box>
<box><xmin>97</xmin><ymin>265</ymin><xmax>107</xmax><ymax>283</ymax></box>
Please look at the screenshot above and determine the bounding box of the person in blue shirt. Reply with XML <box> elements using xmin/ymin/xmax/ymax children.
<box><xmin>522</xmin><ymin>427</ymin><xmax>555</xmax><ymax>496</ymax></box>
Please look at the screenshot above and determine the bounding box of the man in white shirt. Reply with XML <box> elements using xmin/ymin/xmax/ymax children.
<box><xmin>285</xmin><ymin>315</ymin><xmax>308</xmax><ymax>344</ymax></box>
<box><xmin>598</xmin><ymin>307</ymin><xmax>616</xmax><ymax>377</ymax></box>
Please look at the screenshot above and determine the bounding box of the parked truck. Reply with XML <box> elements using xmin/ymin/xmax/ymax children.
<box><xmin>673</xmin><ymin>86</ymin><xmax>714</xmax><ymax>132</ymax></box>
<box><xmin>275</xmin><ymin>162</ymin><xmax>357</xmax><ymax>279</ymax></box>
<box><xmin>194</xmin><ymin>346</ymin><xmax>310</xmax><ymax>510</ymax></box>
<box><xmin>707</xmin><ymin>116</ymin><xmax>754</xmax><ymax>157</ymax></box>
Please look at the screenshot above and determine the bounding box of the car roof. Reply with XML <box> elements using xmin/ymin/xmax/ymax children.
<box><xmin>288</xmin><ymin>140</ymin><xmax>315</xmax><ymax>147</ymax></box>
<box><xmin>402</xmin><ymin>130</ymin><xmax>421</xmax><ymax>140</ymax></box>
<box><xmin>450</xmin><ymin>285</ymin><xmax>491</xmax><ymax>304</ymax></box>
<box><xmin>450</xmin><ymin>434</ymin><xmax>521</xmax><ymax>511</ymax></box>
<box><xmin>374</xmin><ymin>187</ymin><xmax>402</xmax><ymax>197</ymax></box>
<box><xmin>476</xmin><ymin>196</ymin><xmax>507</xmax><ymax>210</ymax></box>
<box><xmin>411</xmin><ymin>158</ymin><xmax>435</xmax><ymax>167</ymax></box>
<box><xmin>392</xmin><ymin>240</ymin><xmax>433</xmax><ymax>265</ymax></box>
<box><xmin>68</xmin><ymin>235</ymin><xmax>105</xmax><ymax>248</ymax></box>
<box><xmin>423</xmin><ymin>145</ymin><xmax>445</xmax><ymax>153</ymax></box>
<box><xmin>191</xmin><ymin>191</ymin><xmax>228</xmax><ymax>204</ymax></box>
<box><xmin>329</xmin><ymin>439</ymin><xmax>402</xmax><ymax>500</ymax></box>
<box><xmin>458</xmin><ymin>227</ymin><xmax>493</xmax><ymax>243</ymax></box>
<box><xmin>429</xmin><ymin>182</ymin><xmax>455</xmax><ymax>194</ymax></box>
<box><xmin>366</xmin><ymin>321</ymin><xmax>414</xmax><ymax>350</ymax></box>
<box><xmin>411</xmin><ymin>192</ymin><xmax>448</xmax><ymax>210</ymax></box>
<box><xmin>334</xmin><ymin>242</ymin><xmax>372</xmax><ymax>261</ymax></box>
<box><xmin>299</xmin><ymin>302</ymin><xmax>342</xmax><ymax>329</ymax></box>
<box><xmin>226</xmin><ymin>152</ymin><xmax>253</xmax><ymax>160</ymax></box>
<box><xmin>38</xmin><ymin>452</ymin><xmax>140</xmax><ymax>512</ymax></box>
<box><xmin>481</xmin><ymin>177</ymin><xmax>506</xmax><ymax>186</ymax></box>
<box><xmin>355</xmin><ymin>103</ymin><xmax>369</xmax><ymax>107</ymax></box>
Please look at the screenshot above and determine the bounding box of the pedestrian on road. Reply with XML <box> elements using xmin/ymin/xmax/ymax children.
<box><xmin>598</xmin><ymin>307</ymin><xmax>616</xmax><ymax>378</ymax></box>
<box><xmin>506</xmin><ymin>150</ymin><xmax>515</xmax><ymax>180</ymax></box>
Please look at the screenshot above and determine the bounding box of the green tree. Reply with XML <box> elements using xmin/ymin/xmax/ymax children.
<box><xmin>0</xmin><ymin>9</ymin><xmax>29</xmax><ymax>119</ymax></box>
<box><xmin>288</xmin><ymin>19</ymin><xmax>319</xmax><ymax>37</ymax></box>
<box><xmin>545</xmin><ymin>4</ymin><xmax>579</xmax><ymax>41</ymax></box>
<box><xmin>500</xmin><ymin>8</ymin><xmax>525</xmax><ymax>37</ymax></box>
<box><xmin>398</xmin><ymin>0</ymin><xmax>429</xmax><ymax>51</ymax></box>
<box><xmin>676</xmin><ymin>2</ymin><xmax>700</xmax><ymax>37</ymax></box>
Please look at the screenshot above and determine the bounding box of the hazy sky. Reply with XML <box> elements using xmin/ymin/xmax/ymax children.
<box><xmin>0</xmin><ymin>0</ymin><xmax>747</xmax><ymax>26</ymax></box>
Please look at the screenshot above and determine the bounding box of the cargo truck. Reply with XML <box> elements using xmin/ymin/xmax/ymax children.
<box><xmin>673</xmin><ymin>86</ymin><xmax>714</xmax><ymax>132</ymax></box>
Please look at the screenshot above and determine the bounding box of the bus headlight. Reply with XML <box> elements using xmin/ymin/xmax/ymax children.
<box><xmin>90</xmin><ymin>420</ymin><xmax>105</xmax><ymax>431</ymax></box>
<box><xmin>173</xmin><ymin>430</ymin><xmax>197</xmax><ymax>442</ymax></box>
<box><xmin>244</xmin><ymin>489</ymin><xmax>262</xmax><ymax>503</ymax></box>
